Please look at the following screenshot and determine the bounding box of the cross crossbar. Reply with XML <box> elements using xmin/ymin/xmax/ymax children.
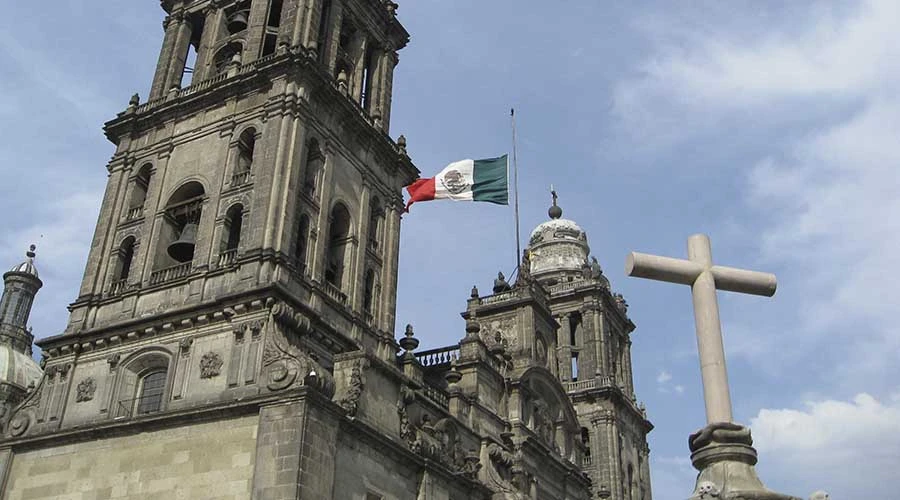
<box><xmin>625</xmin><ymin>234</ymin><xmax>777</xmax><ymax>424</ymax></box>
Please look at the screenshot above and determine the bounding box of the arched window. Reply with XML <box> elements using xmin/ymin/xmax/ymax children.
<box><xmin>580</xmin><ymin>427</ymin><xmax>591</xmax><ymax>459</ymax></box>
<box><xmin>367</xmin><ymin>197</ymin><xmax>382</xmax><ymax>250</ymax></box>
<box><xmin>295</xmin><ymin>214</ymin><xmax>311</xmax><ymax>270</ymax></box>
<box><xmin>325</xmin><ymin>203</ymin><xmax>351</xmax><ymax>288</ymax></box>
<box><xmin>213</xmin><ymin>42</ymin><xmax>243</xmax><ymax>76</ymax></box>
<box><xmin>221</xmin><ymin>204</ymin><xmax>243</xmax><ymax>266</ymax></box>
<box><xmin>128</xmin><ymin>164</ymin><xmax>153</xmax><ymax>219</ymax></box>
<box><xmin>303</xmin><ymin>139</ymin><xmax>323</xmax><ymax>196</ymax></box>
<box><xmin>236</xmin><ymin>128</ymin><xmax>256</xmax><ymax>173</ymax></box>
<box><xmin>117</xmin><ymin>237</ymin><xmax>136</xmax><ymax>282</ymax></box>
<box><xmin>114</xmin><ymin>350</ymin><xmax>171</xmax><ymax>418</ymax></box>
<box><xmin>137</xmin><ymin>370</ymin><xmax>167</xmax><ymax>415</ymax></box>
<box><xmin>363</xmin><ymin>269</ymin><xmax>375</xmax><ymax>314</ymax></box>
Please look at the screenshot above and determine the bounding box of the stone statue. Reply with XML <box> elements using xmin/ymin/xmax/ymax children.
<box><xmin>493</xmin><ymin>271</ymin><xmax>511</xmax><ymax>294</ymax></box>
<box><xmin>590</xmin><ymin>257</ymin><xmax>603</xmax><ymax>279</ymax></box>
<box><xmin>515</xmin><ymin>250</ymin><xmax>532</xmax><ymax>287</ymax></box>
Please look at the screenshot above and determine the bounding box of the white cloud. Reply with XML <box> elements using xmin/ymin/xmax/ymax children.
<box><xmin>751</xmin><ymin>393</ymin><xmax>900</xmax><ymax>499</ymax></box>
<box><xmin>657</xmin><ymin>370</ymin><xmax>673</xmax><ymax>384</ymax></box>
<box><xmin>612</xmin><ymin>0</ymin><xmax>900</xmax><ymax>388</ymax></box>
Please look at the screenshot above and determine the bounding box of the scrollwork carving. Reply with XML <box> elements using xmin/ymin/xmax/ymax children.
<box><xmin>262</xmin><ymin>302</ymin><xmax>334</xmax><ymax>397</ymax></box>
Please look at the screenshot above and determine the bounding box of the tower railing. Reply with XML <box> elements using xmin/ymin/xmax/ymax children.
<box><xmin>415</xmin><ymin>345</ymin><xmax>460</xmax><ymax>367</ymax></box>
<box><xmin>125</xmin><ymin>206</ymin><xmax>144</xmax><ymax>220</ymax></box>
<box><xmin>320</xmin><ymin>281</ymin><xmax>348</xmax><ymax>305</ymax></box>
<box><xmin>149</xmin><ymin>262</ymin><xmax>192</xmax><ymax>286</ymax></box>
<box><xmin>230</xmin><ymin>171</ymin><xmax>252</xmax><ymax>187</ymax></box>
<box><xmin>108</xmin><ymin>279</ymin><xmax>129</xmax><ymax>297</ymax></box>
<box><xmin>217</xmin><ymin>249</ymin><xmax>238</xmax><ymax>267</ymax></box>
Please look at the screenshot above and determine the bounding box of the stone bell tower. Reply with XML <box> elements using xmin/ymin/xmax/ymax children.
<box><xmin>527</xmin><ymin>194</ymin><xmax>654</xmax><ymax>500</ymax></box>
<box><xmin>10</xmin><ymin>0</ymin><xmax>416</xmax><ymax>451</ymax></box>
<box><xmin>61</xmin><ymin>0</ymin><xmax>416</xmax><ymax>345</ymax></box>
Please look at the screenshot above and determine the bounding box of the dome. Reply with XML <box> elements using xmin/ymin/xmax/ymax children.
<box><xmin>7</xmin><ymin>245</ymin><xmax>38</xmax><ymax>280</ymax></box>
<box><xmin>527</xmin><ymin>196</ymin><xmax>590</xmax><ymax>281</ymax></box>
<box><xmin>0</xmin><ymin>345</ymin><xmax>42</xmax><ymax>390</ymax></box>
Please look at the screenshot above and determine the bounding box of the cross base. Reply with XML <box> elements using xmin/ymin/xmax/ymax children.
<box><xmin>687</xmin><ymin>423</ymin><xmax>801</xmax><ymax>500</ymax></box>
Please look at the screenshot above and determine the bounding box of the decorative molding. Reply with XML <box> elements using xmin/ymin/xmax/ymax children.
<box><xmin>338</xmin><ymin>359</ymin><xmax>367</xmax><ymax>418</ymax></box>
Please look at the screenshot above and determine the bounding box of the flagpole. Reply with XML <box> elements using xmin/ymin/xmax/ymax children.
<box><xmin>511</xmin><ymin>108</ymin><xmax>521</xmax><ymax>274</ymax></box>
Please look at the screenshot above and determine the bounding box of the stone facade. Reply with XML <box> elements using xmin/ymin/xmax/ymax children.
<box><xmin>0</xmin><ymin>1</ymin><xmax>650</xmax><ymax>499</ymax></box>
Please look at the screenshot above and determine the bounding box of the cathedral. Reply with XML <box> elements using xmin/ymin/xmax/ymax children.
<box><xmin>0</xmin><ymin>1</ymin><xmax>652</xmax><ymax>499</ymax></box>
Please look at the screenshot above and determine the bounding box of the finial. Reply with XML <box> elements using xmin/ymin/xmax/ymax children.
<box><xmin>470</xmin><ymin>285</ymin><xmax>479</xmax><ymax>298</ymax></box>
<box><xmin>129</xmin><ymin>93</ymin><xmax>140</xmax><ymax>107</ymax></box>
<box><xmin>26</xmin><ymin>244</ymin><xmax>36</xmax><ymax>259</ymax></box>
<box><xmin>549</xmin><ymin>185</ymin><xmax>562</xmax><ymax>219</ymax></box>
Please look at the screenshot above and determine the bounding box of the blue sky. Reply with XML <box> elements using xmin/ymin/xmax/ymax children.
<box><xmin>2</xmin><ymin>1</ymin><xmax>899</xmax><ymax>498</ymax></box>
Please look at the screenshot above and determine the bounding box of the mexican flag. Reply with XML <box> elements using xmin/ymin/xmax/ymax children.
<box><xmin>405</xmin><ymin>155</ymin><xmax>509</xmax><ymax>211</ymax></box>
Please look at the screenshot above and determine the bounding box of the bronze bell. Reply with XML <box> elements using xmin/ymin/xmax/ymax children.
<box><xmin>167</xmin><ymin>223</ymin><xmax>198</xmax><ymax>263</ymax></box>
<box><xmin>227</xmin><ymin>10</ymin><xmax>250</xmax><ymax>34</ymax></box>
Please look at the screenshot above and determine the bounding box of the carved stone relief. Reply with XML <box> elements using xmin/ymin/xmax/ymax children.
<box><xmin>199</xmin><ymin>352</ymin><xmax>223</xmax><ymax>379</ymax></box>
<box><xmin>75</xmin><ymin>378</ymin><xmax>97</xmax><ymax>403</ymax></box>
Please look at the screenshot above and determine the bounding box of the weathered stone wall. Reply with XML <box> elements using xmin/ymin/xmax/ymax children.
<box><xmin>4</xmin><ymin>414</ymin><xmax>258</xmax><ymax>500</ymax></box>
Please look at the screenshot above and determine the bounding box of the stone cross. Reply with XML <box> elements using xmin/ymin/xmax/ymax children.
<box><xmin>625</xmin><ymin>234</ymin><xmax>776</xmax><ymax>424</ymax></box>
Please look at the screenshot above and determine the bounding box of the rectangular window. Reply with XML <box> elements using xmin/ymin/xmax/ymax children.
<box><xmin>571</xmin><ymin>352</ymin><xmax>579</xmax><ymax>381</ymax></box>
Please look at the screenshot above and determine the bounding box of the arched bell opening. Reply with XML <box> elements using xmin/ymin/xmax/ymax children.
<box><xmin>213</xmin><ymin>42</ymin><xmax>243</xmax><ymax>76</ymax></box>
<box><xmin>155</xmin><ymin>182</ymin><xmax>206</xmax><ymax>272</ymax></box>
<box><xmin>324</xmin><ymin>203</ymin><xmax>352</xmax><ymax>289</ymax></box>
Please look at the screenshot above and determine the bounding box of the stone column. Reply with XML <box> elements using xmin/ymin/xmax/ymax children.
<box><xmin>379</xmin><ymin>51</ymin><xmax>397</xmax><ymax>131</ymax></box>
<box><xmin>379</xmin><ymin>196</ymin><xmax>402</xmax><ymax>331</ymax></box>
<box><xmin>591</xmin><ymin>309</ymin><xmax>608</xmax><ymax>377</ymax></box>
<box><xmin>624</xmin><ymin>339</ymin><xmax>634</xmax><ymax>398</ymax></box>
<box><xmin>273</xmin><ymin>103</ymin><xmax>310</xmax><ymax>258</ymax></box>
<box><xmin>193</xmin><ymin>5</ymin><xmax>223</xmax><ymax>81</ymax></box>
<box><xmin>150</xmin><ymin>11</ymin><xmax>183</xmax><ymax>99</ymax></box>
<box><xmin>558</xmin><ymin>314</ymin><xmax>572</xmax><ymax>381</ymax></box>
<box><xmin>310</xmin><ymin>146</ymin><xmax>336</xmax><ymax>280</ymax></box>
<box><xmin>349</xmin><ymin>33</ymin><xmax>367</xmax><ymax>102</ymax></box>
<box><xmin>76</xmin><ymin>158</ymin><xmax>129</xmax><ymax>299</ymax></box>
<box><xmin>164</xmin><ymin>15</ymin><xmax>194</xmax><ymax>92</ymax></box>
<box><xmin>244</xmin><ymin>0</ymin><xmax>272</xmax><ymax>61</ymax></box>
<box><xmin>352</xmin><ymin>179</ymin><xmax>372</xmax><ymax>310</ymax></box>
<box><xmin>298</xmin><ymin>0</ymin><xmax>321</xmax><ymax>48</ymax></box>
<box><xmin>138</xmin><ymin>149</ymin><xmax>173</xmax><ymax>285</ymax></box>
<box><xmin>593</xmin><ymin>411</ymin><xmax>616</xmax><ymax>500</ymax></box>
<box><xmin>324</xmin><ymin>1</ymin><xmax>343</xmax><ymax>74</ymax></box>
<box><xmin>579</xmin><ymin>307</ymin><xmax>598</xmax><ymax>376</ymax></box>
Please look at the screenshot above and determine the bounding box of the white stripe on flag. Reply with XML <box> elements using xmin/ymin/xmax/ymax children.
<box><xmin>433</xmin><ymin>159</ymin><xmax>475</xmax><ymax>201</ymax></box>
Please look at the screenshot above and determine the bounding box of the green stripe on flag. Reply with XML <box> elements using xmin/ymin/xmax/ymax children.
<box><xmin>472</xmin><ymin>155</ymin><xmax>509</xmax><ymax>205</ymax></box>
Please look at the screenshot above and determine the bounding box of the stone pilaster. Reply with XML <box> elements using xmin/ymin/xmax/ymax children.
<box><xmin>193</xmin><ymin>5</ymin><xmax>223</xmax><ymax>81</ymax></box>
<box><xmin>150</xmin><ymin>11</ymin><xmax>183</xmax><ymax>99</ymax></box>
<box><xmin>309</xmin><ymin>145</ymin><xmax>335</xmax><ymax>280</ymax></box>
<box><xmin>558</xmin><ymin>314</ymin><xmax>572</xmax><ymax>381</ymax></box>
<box><xmin>251</xmin><ymin>391</ymin><xmax>341</xmax><ymax>500</ymax></box>
<box><xmin>352</xmin><ymin>179</ymin><xmax>372</xmax><ymax>310</ymax></box>
<box><xmin>244</xmin><ymin>0</ymin><xmax>273</xmax><ymax>61</ymax></box>
<box><xmin>379</xmin><ymin>196</ymin><xmax>401</xmax><ymax>331</ymax></box>
<box><xmin>164</xmin><ymin>14</ymin><xmax>194</xmax><ymax>92</ymax></box>
<box><xmin>324</xmin><ymin>1</ymin><xmax>344</xmax><ymax>74</ymax></box>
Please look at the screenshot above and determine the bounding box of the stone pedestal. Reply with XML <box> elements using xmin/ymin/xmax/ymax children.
<box><xmin>688</xmin><ymin>423</ymin><xmax>801</xmax><ymax>500</ymax></box>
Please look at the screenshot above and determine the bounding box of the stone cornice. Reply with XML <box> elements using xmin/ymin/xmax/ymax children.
<box><xmin>105</xmin><ymin>47</ymin><xmax>419</xmax><ymax>185</ymax></box>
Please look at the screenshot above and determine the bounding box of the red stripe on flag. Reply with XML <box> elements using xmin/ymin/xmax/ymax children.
<box><xmin>405</xmin><ymin>178</ymin><xmax>436</xmax><ymax>212</ymax></box>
